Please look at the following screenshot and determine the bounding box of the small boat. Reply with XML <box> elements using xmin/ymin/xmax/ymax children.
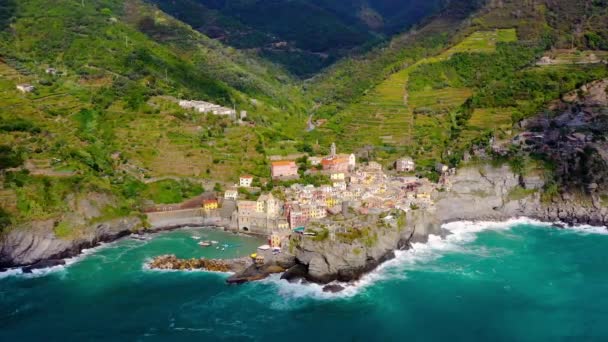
<box><xmin>221</xmin><ymin>247</ymin><xmax>225</xmax><ymax>251</ymax></box>
<box><xmin>191</xmin><ymin>236</ymin><xmax>202</xmax><ymax>240</ymax></box>
<box><xmin>198</xmin><ymin>241</ymin><xmax>212</xmax><ymax>247</ymax></box>
<box><xmin>211</xmin><ymin>241</ymin><xmax>219</xmax><ymax>245</ymax></box>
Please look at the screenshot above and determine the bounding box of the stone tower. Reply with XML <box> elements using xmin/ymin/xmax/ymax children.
<box><xmin>330</xmin><ymin>142</ymin><xmax>337</xmax><ymax>157</ymax></box>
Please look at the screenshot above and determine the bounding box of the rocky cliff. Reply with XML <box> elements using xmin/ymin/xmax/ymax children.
<box><xmin>436</xmin><ymin>164</ymin><xmax>608</xmax><ymax>227</ymax></box>
<box><xmin>280</xmin><ymin>209</ymin><xmax>442</xmax><ymax>284</ymax></box>
<box><xmin>0</xmin><ymin>216</ymin><xmax>141</xmax><ymax>269</ymax></box>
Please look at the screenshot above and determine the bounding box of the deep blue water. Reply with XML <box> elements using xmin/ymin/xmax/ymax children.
<box><xmin>1</xmin><ymin>221</ymin><xmax>608</xmax><ymax>341</ymax></box>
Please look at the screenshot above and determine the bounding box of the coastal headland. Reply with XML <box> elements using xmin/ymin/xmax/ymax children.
<box><xmin>3</xmin><ymin>161</ymin><xmax>605</xmax><ymax>286</ymax></box>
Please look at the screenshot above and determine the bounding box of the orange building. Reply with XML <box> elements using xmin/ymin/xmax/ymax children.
<box><xmin>202</xmin><ymin>199</ymin><xmax>219</xmax><ymax>210</ymax></box>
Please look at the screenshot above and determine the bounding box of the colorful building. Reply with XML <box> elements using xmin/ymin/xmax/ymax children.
<box><xmin>271</xmin><ymin>161</ymin><xmax>299</xmax><ymax>179</ymax></box>
<box><xmin>202</xmin><ymin>199</ymin><xmax>219</xmax><ymax>210</ymax></box>
<box><xmin>270</xmin><ymin>233</ymin><xmax>282</xmax><ymax>248</ymax></box>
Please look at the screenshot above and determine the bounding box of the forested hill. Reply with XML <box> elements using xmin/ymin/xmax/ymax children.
<box><xmin>147</xmin><ymin>0</ymin><xmax>446</xmax><ymax>77</ymax></box>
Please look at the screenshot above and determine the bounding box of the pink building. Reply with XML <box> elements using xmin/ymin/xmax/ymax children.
<box><xmin>271</xmin><ymin>161</ymin><xmax>299</xmax><ymax>179</ymax></box>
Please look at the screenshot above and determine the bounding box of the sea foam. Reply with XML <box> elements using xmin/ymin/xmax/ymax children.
<box><xmin>264</xmin><ymin>217</ymin><xmax>607</xmax><ymax>300</ymax></box>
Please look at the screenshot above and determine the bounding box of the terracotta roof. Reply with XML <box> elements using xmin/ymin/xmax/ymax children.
<box><xmin>271</xmin><ymin>160</ymin><xmax>296</xmax><ymax>167</ymax></box>
<box><xmin>321</xmin><ymin>157</ymin><xmax>348</xmax><ymax>165</ymax></box>
<box><xmin>203</xmin><ymin>199</ymin><xmax>218</xmax><ymax>204</ymax></box>
<box><xmin>240</xmin><ymin>175</ymin><xmax>253</xmax><ymax>179</ymax></box>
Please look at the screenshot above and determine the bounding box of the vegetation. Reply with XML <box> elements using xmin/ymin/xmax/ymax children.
<box><xmin>143</xmin><ymin>179</ymin><xmax>203</xmax><ymax>204</ymax></box>
<box><xmin>1</xmin><ymin>0</ymin><xmax>608</xmax><ymax>231</ymax></box>
<box><xmin>149</xmin><ymin>0</ymin><xmax>445</xmax><ymax>77</ymax></box>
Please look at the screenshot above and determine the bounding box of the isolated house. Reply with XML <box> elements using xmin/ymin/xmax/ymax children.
<box><xmin>239</xmin><ymin>175</ymin><xmax>253</xmax><ymax>187</ymax></box>
<box><xmin>16</xmin><ymin>84</ymin><xmax>35</xmax><ymax>93</ymax></box>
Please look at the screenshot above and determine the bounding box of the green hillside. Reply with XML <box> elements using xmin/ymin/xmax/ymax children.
<box><xmin>307</xmin><ymin>0</ymin><xmax>608</xmax><ymax>171</ymax></box>
<box><xmin>0</xmin><ymin>0</ymin><xmax>310</xmax><ymax>228</ymax></box>
<box><xmin>1</xmin><ymin>0</ymin><xmax>608</xmax><ymax>232</ymax></box>
<box><xmin>148</xmin><ymin>0</ymin><xmax>445</xmax><ymax>77</ymax></box>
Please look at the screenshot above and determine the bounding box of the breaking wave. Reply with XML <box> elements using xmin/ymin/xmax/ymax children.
<box><xmin>263</xmin><ymin>217</ymin><xmax>607</xmax><ymax>300</ymax></box>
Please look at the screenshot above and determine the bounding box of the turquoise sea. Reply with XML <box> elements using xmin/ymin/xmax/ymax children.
<box><xmin>1</xmin><ymin>221</ymin><xmax>608</xmax><ymax>341</ymax></box>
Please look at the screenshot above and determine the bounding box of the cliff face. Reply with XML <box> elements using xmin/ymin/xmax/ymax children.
<box><xmin>436</xmin><ymin>165</ymin><xmax>608</xmax><ymax>227</ymax></box>
<box><xmin>288</xmin><ymin>210</ymin><xmax>442</xmax><ymax>283</ymax></box>
<box><xmin>0</xmin><ymin>217</ymin><xmax>141</xmax><ymax>268</ymax></box>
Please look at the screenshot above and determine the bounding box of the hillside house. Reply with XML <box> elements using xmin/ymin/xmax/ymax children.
<box><xmin>271</xmin><ymin>161</ymin><xmax>298</xmax><ymax>179</ymax></box>
<box><xmin>16</xmin><ymin>84</ymin><xmax>35</xmax><ymax>93</ymax></box>
<box><xmin>178</xmin><ymin>100</ymin><xmax>236</xmax><ymax>117</ymax></box>
<box><xmin>45</xmin><ymin>68</ymin><xmax>58</xmax><ymax>75</ymax></box>
<box><xmin>395</xmin><ymin>157</ymin><xmax>415</xmax><ymax>172</ymax></box>
<box><xmin>435</xmin><ymin>163</ymin><xmax>449</xmax><ymax>174</ymax></box>
<box><xmin>239</xmin><ymin>175</ymin><xmax>253</xmax><ymax>187</ymax></box>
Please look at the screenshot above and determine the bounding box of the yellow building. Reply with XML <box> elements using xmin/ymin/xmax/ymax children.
<box><xmin>325</xmin><ymin>197</ymin><xmax>338</xmax><ymax>207</ymax></box>
<box><xmin>270</xmin><ymin>234</ymin><xmax>282</xmax><ymax>248</ymax></box>
<box><xmin>203</xmin><ymin>199</ymin><xmax>219</xmax><ymax>210</ymax></box>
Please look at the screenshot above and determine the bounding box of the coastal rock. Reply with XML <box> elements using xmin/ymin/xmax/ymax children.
<box><xmin>322</xmin><ymin>284</ymin><xmax>345</xmax><ymax>293</ymax></box>
<box><xmin>436</xmin><ymin>164</ymin><xmax>608</xmax><ymax>228</ymax></box>
<box><xmin>0</xmin><ymin>217</ymin><xmax>142</xmax><ymax>268</ymax></box>
<box><xmin>22</xmin><ymin>259</ymin><xmax>66</xmax><ymax>273</ymax></box>
<box><xmin>226</xmin><ymin>263</ymin><xmax>286</xmax><ymax>284</ymax></box>
<box><xmin>290</xmin><ymin>210</ymin><xmax>441</xmax><ymax>284</ymax></box>
<box><xmin>227</xmin><ymin>249</ymin><xmax>296</xmax><ymax>284</ymax></box>
<box><xmin>281</xmin><ymin>264</ymin><xmax>309</xmax><ymax>283</ymax></box>
<box><xmin>148</xmin><ymin>254</ymin><xmax>251</xmax><ymax>273</ymax></box>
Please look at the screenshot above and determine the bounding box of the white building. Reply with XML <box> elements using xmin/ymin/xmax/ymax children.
<box><xmin>16</xmin><ymin>84</ymin><xmax>35</xmax><ymax>93</ymax></box>
<box><xmin>224</xmin><ymin>189</ymin><xmax>238</xmax><ymax>200</ymax></box>
<box><xmin>330</xmin><ymin>173</ymin><xmax>345</xmax><ymax>181</ymax></box>
<box><xmin>178</xmin><ymin>100</ymin><xmax>236</xmax><ymax>117</ymax></box>
<box><xmin>396</xmin><ymin>157</ymin><xmax>415</xmax><ymax>172</ymax></box>
<box><xmin>239</xmin><ymin>175</ymin><xmax>253</xmax><ymax>187</ymax></box>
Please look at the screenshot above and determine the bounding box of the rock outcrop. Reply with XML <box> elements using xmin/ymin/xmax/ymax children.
<box><xmin>284</xmin><ymin>209</ymin><xmax>442</xmax><ymax>284</ymax></box>
<box><xmin>436</xmin><ymin>165</ymin><xmax>608</xmax><ymax>227</ymax></box>
<box><xmin>226</xmin><ymin>248</ymin><xmax>296</xmax><ymax>283</ymax></box>
<box><xmin>0</xmin><ymin>217</ymin><xmax>141</xmax><ymax>268</ymax></box>
<box><xmin>148</xmin><ymin>254</ymin><xmax>251</xmax><ymax>273</ymax></box>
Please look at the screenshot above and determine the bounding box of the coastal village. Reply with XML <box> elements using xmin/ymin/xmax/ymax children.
<box><xmin>145</xmin><ymin>143</ymin><xmax>453</xmax><ymax>254</ymax></box>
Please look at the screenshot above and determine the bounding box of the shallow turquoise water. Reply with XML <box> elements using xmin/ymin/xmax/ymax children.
<box><xmin>1</xmin><ymin>222</ymin><xmax>608</xmax><ymax>341</ymax></box>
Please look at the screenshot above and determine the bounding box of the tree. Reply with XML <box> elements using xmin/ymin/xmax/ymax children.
<box><xmin>0</xmin><ymin>145</ymin><xmax>22</xmax><ymax>171</ymax></box>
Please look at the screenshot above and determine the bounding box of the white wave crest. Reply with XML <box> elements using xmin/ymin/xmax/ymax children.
<box><xmin>264</xmin><ymin>217</ymin><xmax>606</xmax><ymax>301</ymax></box>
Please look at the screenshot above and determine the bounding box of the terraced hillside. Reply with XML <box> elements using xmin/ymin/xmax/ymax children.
<box><xmin>315</xmin><ymin>0</ymin><xmax>608</xmax><ymax>170</ymax></box>
<box><xmin>327</xmin><ymin>28</ymin><xmax>517</xmax><ymax>166</ymax></box>
<box><xmin>0</xmin><ymin>0</ymin><xmax>309</xmax><ymax>227</ymax></box>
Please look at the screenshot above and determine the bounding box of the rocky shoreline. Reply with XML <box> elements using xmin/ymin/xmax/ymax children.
<box><xmin>1</xmin><ymin>164</ymin><xmax>606</xmax><ymax>284</ymax></box>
